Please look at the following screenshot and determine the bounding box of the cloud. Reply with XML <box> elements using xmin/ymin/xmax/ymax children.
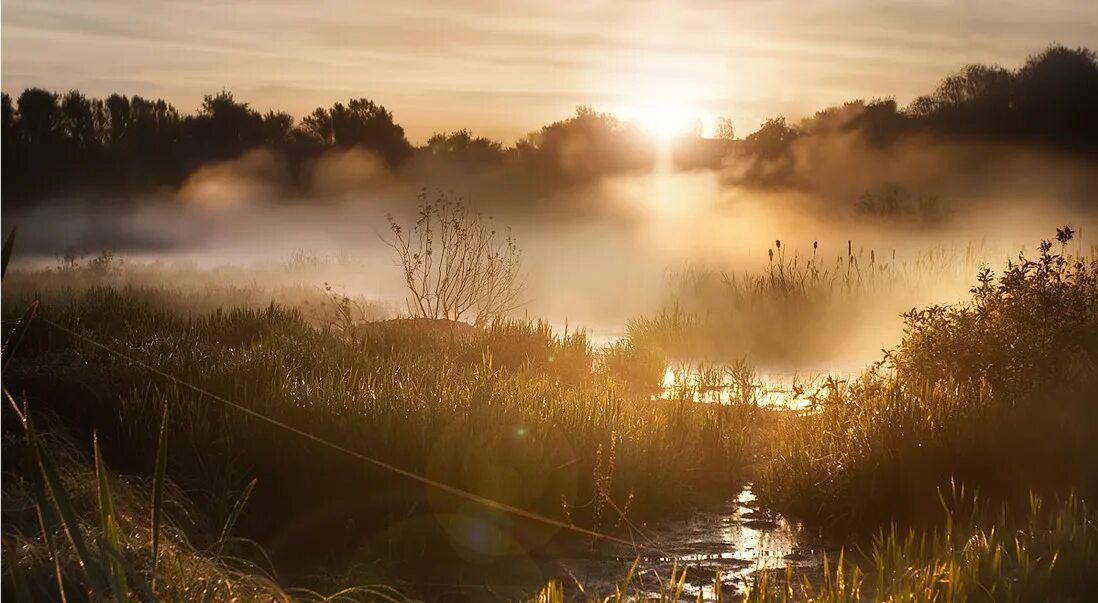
<box><xmin>4</xmin><ymin>0</ymin><xmax>1097</xmax><ymax>141</ymax></box>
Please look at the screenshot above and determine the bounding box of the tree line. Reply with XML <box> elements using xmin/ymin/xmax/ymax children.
<box><xmin>3</xmin><ymin>44</ymin><xmax>1096</xmax><ymax>209</ymax></box>
<box><xmin>740</xmin><ymin>45</ymin><xmax>1098</xmax><ymax>183</ymax></box>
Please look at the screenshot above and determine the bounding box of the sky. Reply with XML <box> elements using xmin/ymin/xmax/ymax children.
<box><xmin>3</xmin><ymin>0</ymin><xmax>1097</xmax><ymax>144</ymax></box>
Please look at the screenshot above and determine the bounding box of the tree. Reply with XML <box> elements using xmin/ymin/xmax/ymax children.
<box><xmin>424</xmin><ymin>129</ymin><xmax>505</xmax><ymax>164</ymax></box>
<box><xmin>262</xmin><ymin>111</ymin><xmax>295</xmax><ymax>147</ymax></box>
<box><xmin>515</xmin><ymin>105</ymin><xmax>652</xmax><ymax>181</ymax></box>
<box><xmin>1014</xmin><ymin>45</ymin><xmax>1098</xmax><ymax>152</ymax></box>
<box><xmin>187</xmin><ymin>91</ymin><xmax>265</xmax><ymax>161</ymax></box>
<box><xmin>300</xmin><ymin>107</ymin><xmax>334</xmax><ymax>145</ymax></box>
<box><xmin>714</xmin><ymin>117</ymin><xmax>735</xmax><ymax>140</ymax></box>
<box><xmin>385</xmin><ymin>191</ymin><xmax>524</xmax><ymax>326</ymax></box>
<box><xmin>744</xmin><ymin>117</ymin><xmax>799</xmax><ymax>160</ymax></box>
<box><xmin>300</xmin><ymin>98</ymin><xmax>412</xmax><ymax>167</ymax></box>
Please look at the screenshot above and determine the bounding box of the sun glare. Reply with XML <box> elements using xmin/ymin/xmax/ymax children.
<box><xmin>618</xmin><ymin>101</ymin><xmax>701</xmax><ymax>139</ymax></box>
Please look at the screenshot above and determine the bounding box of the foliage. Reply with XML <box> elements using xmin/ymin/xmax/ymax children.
<box><xmin>385</xmin><ymin>190</ymin><xmax>525</xmax><ymax>326</ymax></box>
<box><xmin>1</xmin><ymin>89</ymin><xmax>412</xmax><ymax>208</ymax></box>
<box><xmin>424</xmin><ymin>129</ymin><xmax>506</xmax><ymax>164</ymax></box>
<box><xmin>755</xmin><ymin>233</ymin><xmax>1098</xmax><ymax>531</ymax></box>
<box><xmin>628</xmin><ymin>240</ymin><xmax>984</xmax><ymax>364</ymax></box>
<box><xmin>300</xmin><ymin>98</ymin><xmax>413</xmax><ymax>165</ymax></box>
<box><xmin>890</xmin><ymin>234</ymin><xmax>1098</xmax><ymax>401</ymax></box>
<box><xmin>2</xmin><ymin>286</ymin><xmax>750</xmax><ymax>593</ymax></box>
<box><xmin>1</xmin><ymin>408</ymin><xmax>403</xmax><ymax>601</ymax></box>
<box><xmin>535</xmin><ymin>489</ymin><xmax>1098</xmax><ymax>602</ymax></box>
<box><xmin>3</xmin><ymin>45</ymin><xmax>1096</xmax><ymax>208</ymax></box>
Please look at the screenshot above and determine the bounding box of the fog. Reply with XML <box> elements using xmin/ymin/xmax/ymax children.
<box><xmin>9</xmin><ymin>120</ymin><xmax>1097</xmax><ymax>372</ymax></box>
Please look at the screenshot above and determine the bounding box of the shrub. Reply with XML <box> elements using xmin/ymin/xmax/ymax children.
<box><xmin>756</xmin><ymin>233</ymin><xmax>1098</xmax><ymax>531</ymax></box>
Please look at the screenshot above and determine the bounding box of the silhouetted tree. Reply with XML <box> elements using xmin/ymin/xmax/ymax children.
<box><xmin>909</xmin><ymin>64</ymin><xmax>1015</xmax><ymax>139</ymax></box>
<box><xmin>744</xmin><ymin>117</ymin><xmax>799</xmax><ymax>161</ymax></box>
<box><xmin>2</xmin><ymin>44</ymin><xmax>1095</xmax><ymax>210</ymax></box>
<box><xmin>516</xmin><ymin>106</ymin><xmax>652</xmax><ymax>182</ymax></box>
<box><xmin>2</xmin><ymin>93</ymin><xmax>23</xmax><ymax>204</ymax></box>
<box><xmin>102</xmin><ymin>94</ymin><xmax>182</xmax><ymax>190</ymax></box>
<box><xmin>301</xmin><ymin>98</ymin><xmax>412</xmax><ymax>167</ymax></box>
<box><xmin>1014</xmin><ymin>46</ymin><xmax>1098</xmax><ymax>152</ymax></box>
<box><xmin>183</xmin><ymin>91</ymin><xmax>265</xmax><ymax>164</ymax></box>
<box><xmin>846</xmin><ymin>99</ymin><xmax>908</xmax><ymax>147</ymax></box>
<box><xmin>262</xmin><ymin>111</ymin><xmax>295</xmax><ymax>147</ymax></box>
<box><xmin>424</xmin><ymin>129</ymin><xmax>506</xmax><ymax>164</ymax></box>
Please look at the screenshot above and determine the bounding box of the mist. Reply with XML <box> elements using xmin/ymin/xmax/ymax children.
<box><xmin>5</xmin><ymin>12</ymin><xmax>1098</xmax><ymax>598</ymax></box>
<box><xmin>7</xmin><ymin>44</ymin><xmax>1098</xmax><ymax>371</ymax></box>
<box><xmin>9</xmin><ymin>130</ymin><xmax>1097</xmax><ymax>369</ymax></box>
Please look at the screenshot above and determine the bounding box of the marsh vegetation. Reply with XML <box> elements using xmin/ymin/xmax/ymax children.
<box><xmin>3</xmin><ymin>220</ymin><xmax>1097</xmax><ymax>601</ymax></box>
<box><xmin>3</xmin><ymin>45</ymin><xmax>1098</xmax><ymax>602</ymax></box>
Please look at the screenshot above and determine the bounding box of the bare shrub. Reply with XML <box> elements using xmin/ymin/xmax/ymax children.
<box><xmin>385</xmin><ymin>191</ymin><xmax>524</xmax><ymax>326</ymax></box>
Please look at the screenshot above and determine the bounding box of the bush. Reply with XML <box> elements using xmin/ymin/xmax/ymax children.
<box><xmin>891</xmin><ymin>235</ymin><xmax>1098</xmax><ymax>400</ymax></box>
<box><xmin>756</xmin><ymin>233</ymin><xmax>1098</xmax><ymax>531</ymax></box>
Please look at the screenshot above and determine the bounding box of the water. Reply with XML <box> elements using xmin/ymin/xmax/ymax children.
<box><xmin>549</xmin><ymin>484</ymin><xmax>823</xmax><ymax>599</ymax></box>
<box><xmin>660</xmin><ymin>360</ymin><xmax>859</xmax><ymax>409</ymax></box>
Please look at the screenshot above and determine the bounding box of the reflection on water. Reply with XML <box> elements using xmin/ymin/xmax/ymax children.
<box><xmin>660</xmin><ymin>361</ymin><xmax>856</xmax><ymax>409</ymax></box>
<box><xmin>554</xmin><ymin>484</ymin><xmax>822</xmax><ymax>600</ymax></box>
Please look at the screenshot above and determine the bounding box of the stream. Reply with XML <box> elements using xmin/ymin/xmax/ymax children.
<box><xmin>548</xmin><ymin>484</ymin><xmax>824</xmax><ymax>599</ymax></box>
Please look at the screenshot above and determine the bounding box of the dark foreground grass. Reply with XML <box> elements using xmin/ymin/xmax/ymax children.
<box><xmin>2</xmin><ymin>410</ymin><xmax>403</xmax><ymax>601</ymax></box>
<box><xmin>2</xmin><ymin>286</ymin><xmax>753</xmax><ymax>597</ymax></box>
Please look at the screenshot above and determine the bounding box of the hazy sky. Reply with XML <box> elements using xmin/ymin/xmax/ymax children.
<box><xmin>3</xmin><ymin>0</ymin><xmax>1096</xmax><ymax>143</ymax></box>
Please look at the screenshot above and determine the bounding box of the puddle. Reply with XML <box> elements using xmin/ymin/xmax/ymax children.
<box><xmin>546</xmin><ymin>484</ymin><xmax>823</xmax><ymax>600</ymax></box>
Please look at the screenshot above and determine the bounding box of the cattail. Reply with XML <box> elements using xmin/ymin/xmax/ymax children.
<box><xmin>847</xmin><ymin>240</ymin><xmax>852</xmax><ymax>257</ymax></box>
<box><xmin>775</xmin><ymin>239</ymin><xmax>781</xmax><ymax>250</ymax></box>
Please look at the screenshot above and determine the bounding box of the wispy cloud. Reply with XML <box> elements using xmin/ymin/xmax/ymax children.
<box><xmin>4</xmin><ymin>0</ymin><xmax>1096</xmax><ymax>142</ymax></box>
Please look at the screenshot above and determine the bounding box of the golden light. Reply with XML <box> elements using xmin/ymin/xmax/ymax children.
<box><xmin>617</xmin><ymin>100</ymin><xmax>702</xmax><ymax>139</ymax></box>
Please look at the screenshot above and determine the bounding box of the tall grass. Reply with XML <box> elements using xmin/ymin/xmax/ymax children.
<box><xmin>2</xmin><ymin>398</ymin><xmax>401</xmax><ymax>600</ymax></box>
<box><xmin>634</xmin><ymin>242</ymin><xmax>994</xmax><ymax>364</ymax></box>
<box><xmin>532</xmin><ymin>488</ymin><xmax>1098</xmax><ymax>601</ymax></box>
<box><xmin>2</xmin><ymin>286</ymin><xmax>753</xmax><ymax>592</ymax></box>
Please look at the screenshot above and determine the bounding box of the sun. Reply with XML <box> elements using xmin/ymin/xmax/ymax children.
<box><xmin>617</xmin><ymin>100</ymin><xmax>701</xmax><ymax>139</ymax></box>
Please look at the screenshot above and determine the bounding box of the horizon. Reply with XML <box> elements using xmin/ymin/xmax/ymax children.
<box><xmin>4</xmin><ymin>0</ymin><xmax>1097</xmax><ymax>144</ymax></box>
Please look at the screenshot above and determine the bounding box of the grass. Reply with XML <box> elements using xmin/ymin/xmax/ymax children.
<box><xmin>633</xmin><ymin>241</ymin><xmax>998</xmax><ymax>364</ymax></box>
<box><xmin>535</xmin><ymin>488</ymin><xmax>1098</xmax><ymax>601</ymax></box>
<box><xmin>1</xmin><ymin>250</ymin><xmax>393</xmax><ymax>329</ymax></box>
<box><xmin>3</xmin><ymin>232</ymin><xmax>1097</xmax><ymax>600</ymax></box>
<box><xmin>2</xmin><ymin>400</ymin><xmax>406</xmax><ymax>601</ymax></box>
<box><xmin>2</xmin><ymin>284</ymin><xmax>753</xmax><ymax>596</ymax></box>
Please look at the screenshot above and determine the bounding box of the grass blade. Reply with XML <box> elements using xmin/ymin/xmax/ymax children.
<box><xmin>151</xmin><ymin>401</ymin><xmax>169</xmax><ymax>591</ymax></box>
<box><xmin>9</xmin><ymin>565</ymin><xmax>34</xmax><ymax>603</ymax></box>
<box><xmin>2</xmin><ymin>299</ymin><xmax>39</xmax><ymax>371</ymax></box>
<box><xmin>98</xmin><ymin>534</ymin><xmax>158</xmax><ymax>602</ymax></box>
<box><xmin>26</xmin><ymin>409</ymin><xmax>104</xmax><ymax>592</ymax></box>
<box><xmin>94</xmin><ymin>433</ymin><xmax>129</xmax><ymax>602</ymax></box>
<box><xmin>2</xmin><ymin>226</ymin><xmax>15</xmax><ymax>278</ymax></box>
<box><xmin>216</xmin><ymin>477</ymin><xmax>257</xmax><ymax>557</ymax></box>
